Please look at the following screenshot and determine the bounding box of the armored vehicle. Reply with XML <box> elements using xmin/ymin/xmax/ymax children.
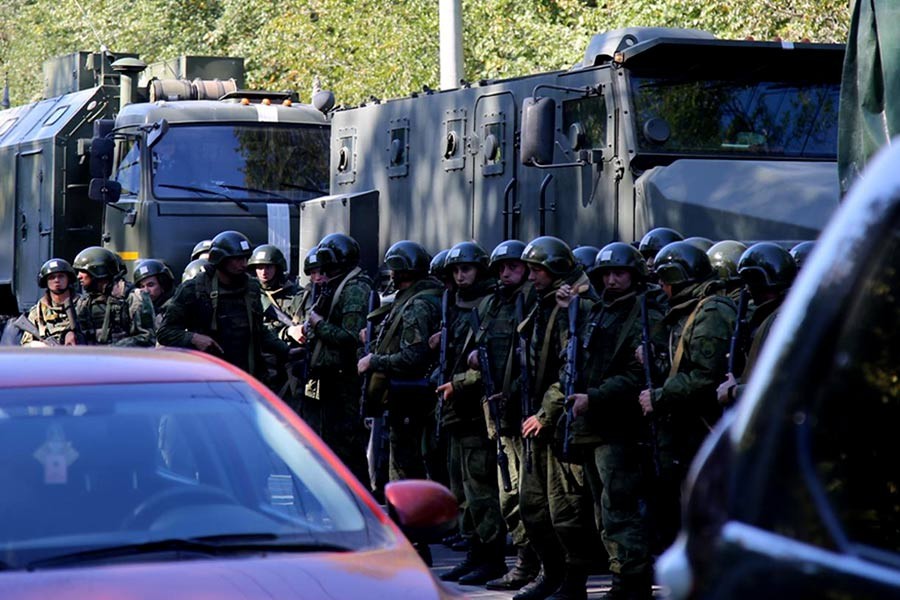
<box><xmin>0</xmin><ymin>51</ymin><xmax>330</xmax><ymax>315</ymax></box>
<box><xmin>303</xmin><ymin>27</ymin><xmax>843</xmax><ymax>267</ymax></box>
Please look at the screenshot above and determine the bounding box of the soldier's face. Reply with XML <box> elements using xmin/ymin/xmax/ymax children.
<box><xmin>256</xmin><ymin>265</ymin><xmax>277</xmax><ymax>284</ymax></box>
<box><xmin>76</xmin><ymin>271</ymin><xmax>92</xmax><ymax>289</ymax></box>
<box><xmin>139</xmin><ymin>275</ymin><xmax>163</xmax><ymax>301</ymax></box>
<box><xmin>46</xmin><ymin>272</ymin><xmax>69</xmax><ymax>293</ymax></box>
<box><xmin>452</xmin><ymin>264</ymin><xmax>477</xmax><ymax>288</ymax></box>
<box><xmin>661</xmin><ymin>282</ymin><xmax>674</xmax><ymax>298</ymax></box>
<box><xmin>602</xmin><ymin>269</ymin><xmax>633</xmax><ymax>293</ymax></box>
<box><xmin>498</xmin><ymin>261</ymin><xmax>527</xmax><ymax>287</ymax></box>
<box><xmin>529</xmin><ymin>265</ymin><xmax>554</xmax><ymax>291</ymax></box>
<box><xmin>222</xmin><ymin>256</ymin><xmax>248</xmax><ymax>277</ymax></box>
<box><xmin>309</xmin><ymin>269</ymin><xmax>326</xmax><ymax>285</ymax></box>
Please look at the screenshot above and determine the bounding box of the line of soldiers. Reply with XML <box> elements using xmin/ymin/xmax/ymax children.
<box><xmin>16</xmin><ymin>227</ymin><xmax>812</xmax><ymax>600</ymax></box>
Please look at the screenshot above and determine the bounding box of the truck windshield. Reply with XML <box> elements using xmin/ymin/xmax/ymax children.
<box><xmin>630</xmin><ymin>77</ymin><xmax>839</xmax><ymax>159</ymax></box>
<box><xmin>148</xmin><ymin>123</ymin><xmax>329</xmax><ymax>201</ymax></box>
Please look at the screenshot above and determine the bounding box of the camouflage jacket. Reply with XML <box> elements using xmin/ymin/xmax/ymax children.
<box><xmin>652</xmin><ymin>279</ymin><xmax>736</xmax><ymax>433</ymax></box>
<box><xmin>20</xmin><ymin>292</ymin><xmax>82</xmax><ymax>345</ymax></box>
<box><xmin>260</xmin><ymin>279</ymin><xmax>300</xmax><ymax>337</ymax></box>
<box><xmin>370</xmin><ymin>277</ymin><xmax>442</xmax><ymax>378</ymax></box>
<box><xmin>75</xmin><ymin>287</ymin><xmax>156</xmax><ymax>347</ymax></box>
<box><xmin>308</xmin><ymin>268</ymin><xmax>373</xmax><ymax>375</ymax></box>
<box><xmin>733</xmin><ymin>294</ymin><xmax>785</xmax><ymax>400</ymax></box>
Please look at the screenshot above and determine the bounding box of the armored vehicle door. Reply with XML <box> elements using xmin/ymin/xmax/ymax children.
<box><xmin>14</xmin><ymin>148</ymin><xmax>51</xmax><ymax>308</ymax></box>
<box><xmin>470</xmin><ymin>93</ymin><xmax>517</xmax><ymax>249</ymax></box>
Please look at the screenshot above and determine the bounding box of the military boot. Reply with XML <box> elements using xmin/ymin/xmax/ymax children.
<box><xmin>458</xmin><ymin>539</ymin><xmax>508</xmax><ymax>586</ymax></box>
<box><xmin>486</xmin><ymin>546</ymin><xmax>540</xmax><ymax>590</ymax></box>
<box><xmin>605</xmin><ymin>572</ymin><xmax>653</xmax><ymax>600</ymax></box>
<box><xmin>512</xmin><ymin>570</ymin><xmax>563</xmax><ymax>600</ymax></box>
<box><xmin>545</xmin><ymin>566</ymin><xmax>588</xmax><ymax>600</ymax></box>
<box><xmin>439</xmin><ymin>545</ymin><xmax>481</xmax><ymax>582</ymax></box>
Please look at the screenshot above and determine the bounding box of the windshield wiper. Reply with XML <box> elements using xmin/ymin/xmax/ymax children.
<box><xmin>156</xmin><ymin>183</ymin><xmax>249</xmax><ymax>211</ymax></box>
<box><xmin>213</xmin><ymin>183</ymin><xmax>292</xmax><ymax>202</ymax></box>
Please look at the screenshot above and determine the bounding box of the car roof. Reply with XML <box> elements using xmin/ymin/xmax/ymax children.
<box><xmin>0</xmin><ymin>347</ymin><xmax>244</xmax><ymax>389</ymax></box>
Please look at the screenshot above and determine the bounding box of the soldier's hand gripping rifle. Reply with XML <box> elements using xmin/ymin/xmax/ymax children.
<box><xmin>12</xmin><ymin>315</ymin><xmax>60</xmax><ymax>346</ymax></box>
<box><xmin>435</xmin><ymin>289</ymin><xmax>450</xmax><ymax>439</ymax></box>
<box><xmin>515</xmin><ymin>293</ymin><xmax>534</xmax><ymax>474</ymax></box>
<box><xmin>359</xmin><ymin>289</ymin><xmax>378</xmax><ymax>419</ymax></box>
<box><xmin>728</xmin><ymin>287</ymin><xmax>750</xmax><ymax>376</ymax></box>
<box><xmin>478</xmin><ymin>343</ymin><xmax>513</xmax><ymax>492</ymax></box>
<box><xmin>640</xmin><ymin>292</ymin><xmax>661</xmax><ymax>477</ymax></box>
<box><xmin>562</xmin><ymin>296</ymin><xmax>579</xmax><ymax>460</ymax></box>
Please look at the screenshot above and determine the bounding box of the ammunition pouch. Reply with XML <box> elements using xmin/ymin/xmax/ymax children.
<box><xmin>363</xmin><ymin>372</ymin><xmax>390</xmax><ymax>417</ymax></box>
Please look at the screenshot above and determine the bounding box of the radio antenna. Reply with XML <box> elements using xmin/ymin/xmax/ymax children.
<box><xmin>71</xmin><ymin>0</ymin><xmax>108</xmax><ymax>53</ymax></box>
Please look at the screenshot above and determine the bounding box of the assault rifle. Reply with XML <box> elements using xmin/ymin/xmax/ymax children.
<box><xmin>64</xmin><ymin>296</ymin><xmax>85</xmax><ymax>345</ymax></box>
<box><xmin>561</xmin><ymin>296</ymin><xmax>579</xmax><ymax>460</ymax></box>
<box><xmin>515</xmin><ymin>293</ymin><xmax>533</xmax><ymax>474</ymax></box>
<box><xmin>478</xmin><ymin>343</ymin><xmax>512</xmax><ymax>492</ymax></box>
<box><xmin>728</xmin><ymin>287</ymin><xmax>751</xmax><ymax>376</ymax></box>
<box><xmin>435</xmin><ymin>289</ymin><xmax>450</xmax><ymax>439</ymax></box>
<box><xmin>12</xmin><ymin>315</ymin><xmax>60</xmax><ymax>346</ymax></box>
<box><xmin>640</xmin><ymin>292</ymin><xmax>661</xmax><ymax>477</ymax></box>
<box><xmin>360</xmin><ymin>289</ymin><xmax>378</xmax><ymax>418</ymax></box>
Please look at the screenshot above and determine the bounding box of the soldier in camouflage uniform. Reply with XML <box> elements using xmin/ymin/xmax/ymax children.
<box><xmin>21</xmin><ymin>258</ymin><xmax>82</xmax><ymax>346</ymax></box>
<box><xmin>182</xmin><ymin>259</ymin><xmax>211</xmax><ymax>283</ymax></box>
<box><xmin>516</xmin><ymin>236</ymin><xmax>599</xmax><ymax>600</ymax></box>
<box><xmin>297</xmin><ymin>233</ymin><xmax>372</xmax><ymax>485</ymax></box>
<box><xmin>436</xmin><ymin>242</ymin><xmax>507</xmax><ymax>586</ymax></box>
<box><xmin>133</xmin><ymin>259</ymin><xmax>175</xmax><ymax>328</ymax></box>
<box><xmin>158</xmin><ymin>230</ymin><xmax>288</xmax><ymax>378</ymax></box>
<box><xmin>717</xmin><ymin>242</ymin><xmax>796</xmax><ymax>407</ymax></box>
<box><xmin>73</xmin><ymin>247</ymin><xmax>156</xmax><ymax>347</ymax></box>
<box><xmin>707</xmin><ymin>240</ymin><xmax>748</xmax><ymax>303</ymax></box>
<box><xmin>637</xmin><ymin>227</ymin><xmax>683</xmax><ymax>271</ymax></box>
<box><xmin>638</xmin><ymin>241</ymin><xmax>736</xmax><ymax>551</ymax></box>
<box><xmin>357</xmin><ymin>241</ymin><xmax>442</xmax><ymax>482</ymax></box>
<box><xmin>563</xmin><ymin>243</ymin><xmax>658</xmax><ymax>600</ymax></box>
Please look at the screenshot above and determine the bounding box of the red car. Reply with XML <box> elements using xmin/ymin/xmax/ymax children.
<box><xmin>0</xmin><ymin>347</ymin><xmax>463</xmax><ymax>599</ymax></box>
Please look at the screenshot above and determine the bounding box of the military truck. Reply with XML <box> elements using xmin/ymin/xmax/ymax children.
<box><xmin>0</xmin><ymin>51</ymin><xmax>330</xmax><ymax>315</ymax></box>
<box><xmin>303</xmin><ymin>27</ymin><xmax>843</xmax><ymax>266</ymax></box>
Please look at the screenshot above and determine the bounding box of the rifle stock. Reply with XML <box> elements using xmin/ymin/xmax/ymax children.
<box><xmin>360</xmin><ymin>289</ymin><xmax>378</xmax><ymax>418</ymax></box>
<box><xmin>728</xmin><ymin>287</ymin><xmax>750</xmax><ymax>376</ymax></box>
<box><xmin>13</xmin><ymin>315</ymin><xmax>60</xmax><ymax>346</ymax></box>
<box><xmin>640</xmin><ymin>292</ymin><xmax>661</xmax><ymax>477</ymax></box>
<box><xmin>515</xmin><ymin>293</ymin><xmax>533</xmax><ymax>474</ymax></box>
<box><xmin>478</xmin><ymin>343</ymin><xmax>512</xmax><ymax>492</ymax></box>
<box><xmin>435</xmin><ymin>289</ymin><xmax>449</xmax><ymax>439</ymax></box>
<box><xmin>562</xmin><ymin>296</ymin><xmax>579</xmax><ymax>460</ymax></box>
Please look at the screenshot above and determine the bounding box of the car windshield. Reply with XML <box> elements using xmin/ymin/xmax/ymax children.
<box><xmin>630</xmin><ymin>76</ymin><xmax>839</xmax><ymax>159</ymax></box>
<box><xmin>0</xmin><ymin>380</ymin><xmax>379</xmax><ymax>569</ymax></box>
<box><xmin>147</xmin><ymin>123</ymin><xmax>329</xmax><ymax>202</ymax></box>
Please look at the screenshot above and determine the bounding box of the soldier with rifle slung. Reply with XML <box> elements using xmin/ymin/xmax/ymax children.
<box><xmin>560</xmin><ymin>243</ymin><xmax>659</xmax><ymax>600</ymax></box>
<box><xmin>707</xmin><ymin>240</ymin><xmax>749</xmax><ymax>304</ymax></box>
<box><xmin>19</xmin><ymin>259</ymin><xmax>83</xmax><ymax>346</ymax></box>
<box><xmin>158</xmin><ymin>230</ymin><xmax>287</xmax><ymax>377</ymax></box>
<box><xmin>516</xmin><ymin>236</ymin><xmax>598</xmax><ymax>600</ymax></box>
<box><xmin>434</xmin><ymin>242</ymin><xmax>507</xmax><ymax>587</ymax></box>
<box><xmin>73</xmin><ymin>247</ymin><xmax>156</xmax><ymax>347</ymax></box>
<box><xmin>133</xmin><ymin>259</ymin><xmax>176</xmax><ymax>328</ymax></box>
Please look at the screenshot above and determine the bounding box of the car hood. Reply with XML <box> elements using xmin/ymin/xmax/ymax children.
<box><xmin>635</xmin><ymin>159</ymin><xmax>840</xmax><ymax>241</ymax></box>
<box><xmin>0</xmin><ymin>546</ymin><xmax>459</xmax><ymax>600</ymax></box>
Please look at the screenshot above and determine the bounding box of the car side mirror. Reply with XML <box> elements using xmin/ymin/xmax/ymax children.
<box><xmin>146</xmin><ymin>118</ymin><xmax>169</xmax><ymax>149</ymax></box>
<box><xmin>384</xmin><ymin>479</ymin><xmax>458</xmax><ymax>544</ymax></box>
<box><xmin>90</xmin><ymin>137</ymin><xmax>116</xmax><ymax>179</ymax></box>
<box><xmin>520</xmin><ymin>96</ymin><xmax>556</xmax><ymax>166</ymax></box>
<box><xmin>88</xmin><ymin>178</ymin><xmax>122</xmax><ymax>204</ymax></box>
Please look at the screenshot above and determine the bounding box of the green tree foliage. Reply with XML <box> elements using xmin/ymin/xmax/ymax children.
<box><xmin>0</xmin><ymin>0</ymin><xmax>850</xmax><ymax>108</ymax></box>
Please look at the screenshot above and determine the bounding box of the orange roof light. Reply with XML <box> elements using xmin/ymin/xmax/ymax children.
<box><xmin>282</xmin><ymin>99</ymin><xmax>292</xmax><ymax>106</ymax></box>
<box><xmin>262</xmin><ymin>98</ymin><xmax>271</xmax><ymax>105</ymax></box>
<box><xmin>241</xmin><ymin>98</ymin><xmax>250</xmax><ymax>105</ymax></box>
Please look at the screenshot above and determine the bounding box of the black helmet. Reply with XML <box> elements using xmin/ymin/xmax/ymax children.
<box><xmin>191</xmin><ymin>240</ymin><xmax>213</xmax><ymax>261</ymax></box>
<box><xmin>738</xmin><ymin>242</ymin><xmax>797</xmax><ymax>292</ymax></box>
<box><xmin>593</xmin><ymin>242</ymin><xmax>649</xmax><ymax>280</ymax></box>
<box><xmin>317</xmin><ymin>233</ymin><xmax>360</xmax><ymax>272</ymax></box>
<box><xmin>248</xmin><ymin>244</ymin><xmax>288</xmax><ymax>274</ymax></box>
<box><xmin>182</xmin><ymin>259</ymin><xmax>211</xmax><ymax>283</ymax></box>
<box><xmin>684</xmin><ymin>236</ymin><xmax>715</xmax><ymax>253</ymax></box>
<box><xmin>133</xmin><ymin>258</ymin><xmax>175</xmax><ymax>289</ymax></box>
<box><xmin>521</xmin><ymin>236</ymin><xmax>575</xmax><ymax>277</ymax></box>
<box><xmin>653</xmin><ymin>241</ymin><xmax>713</xmax><ymax>286</ymax></box>
<box><xmin>429</xmin><ymin>249</ymin><xmax>451</xmax><ymax>280</ymax></box>
<box><xmin>384</xmin><ymin>241</ymin><xmax>431</xmax><ymax>274</ymax></box>
<box><xmin>37</xmin><ymin>258</ymin><xmax>76</xmax><ymax>288</ymax></box>
<box><xmin>638</xmin><ymin>227</ymin><xmax>683</xmax><ymax>262</ymax></box>
<box><xmin>444</xmin><ymin>241</ymin><xmax>489</xmax><ymax>270</ymax></box>
<box><xmin>303</xmin><ymin>245</ymin><xmax>321</xmax><ymax>275</ymax></box>
<box><xmin>707</xmin><ymin>240</ymin><xmax>748</xmax><ymax>281</ymax></box>
<box><xmin>572</xmin><ymin>246</ymin><xmax>600</xmax><ymax>271</ymax></box>
<box><xmin>207</xmin><ymin>230</ymin><xmax>253</xmax><ymax>267</ymax></box>
<box><xmin>789</xmin><ymin>241</ymin><xmax>815</xmax><ymax>270</ymax></box>
<box><xmin>73</xmin><ymin>246</ymin><xmax>119</xmax><ymax>280</ymax></box>
<box><xmin>489</xmin><ymin>240</ymin><xmax>527</xmax><ymax>271</ymax></box>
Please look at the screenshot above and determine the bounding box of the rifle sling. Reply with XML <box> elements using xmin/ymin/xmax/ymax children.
<box><xmin>309</xmin><ymin>266</ymin><xmax>363</xmax><ymax>367</ymax></box>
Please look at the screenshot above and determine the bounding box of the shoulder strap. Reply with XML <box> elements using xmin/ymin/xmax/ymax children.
<box><xmin>377</xmin><ymin>286</ymin><xmax>441</xmax><ymax>352</ymax></box>
<box><xmin>669</xmin><ymin>295</ymin><xmax>718</xmax><ymax>377</ymax></box>
<box><xmin>534</xmin><ymin>304</ymin><xmax>561</xmax><ymax>394</ymax></box>
<box><xmin>326</xmin><ymin>266</ymin><xmax>362</xmax><ymax>320</ymax></box>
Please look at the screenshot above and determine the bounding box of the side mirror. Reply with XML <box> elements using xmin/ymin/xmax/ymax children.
<box><xmin>88</xmin><ymin>178</ymin><xmax>122</xmax><ymax>204</ymax></box>
<box><xmin>89</xmin><ymin>137</ymin><xmax>116</xmax><ymax>179</ymax></box>
<box><xmin>384</xmin><ymin>479</ymin><xmax>458</xmax><ymax>544</ymax></box>
<box><xmin>520</xmin><ymin>96</ymin><xmax>556</xmax><ymax>166</ymax></box>
<box><xmin>146</xmin><ymin>118</ymin><xmax>169</xmax><ymax>149</ymax></box>
<box><xmin>312</xmin><ymin>89</ymin><xmax>336</xmax><ymax>114</ymax></box>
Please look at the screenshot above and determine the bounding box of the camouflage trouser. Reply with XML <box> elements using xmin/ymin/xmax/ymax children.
<box><xmin>318</xmin><ymin>377</ymin><xmax>369</xmax><ymax>487</ymax></box>
<box><xmin>653</xmin><ymin>419</ymin><xmax>690</xmax><ymax>553</ymax></box>
<box><xmin>583</xmin><ymin>442</ymin><xmax>652</xmax><ymax>576</ymax></box>
<box><xmin>499</xmin><ymin>435</ymin><xmax>528</xmax><ymax>548</ymax></box>
<box><xmin>448</xmin><ymin>430</ymin><xmax>506</xmax><ymax>546</ymax></box>
<box><xmin>389</xmin><ymin>414</ymin><xmax>428</xmax><ymax>481</ymax></box>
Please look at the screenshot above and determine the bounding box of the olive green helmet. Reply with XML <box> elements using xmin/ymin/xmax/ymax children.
<box><xmin>384</xmin><ymin>241</ymin><xmax>431</xmax><ymax>274</ymax></box>
<box><xmin>317</xmin><ymin>233</ymin><xmax>360</xmax><ymax>272</ymax></box>
<box><xmin>653</xmin><ymin>241</ymin><xmax>713</xmax><ymax>286</ymax></box>
<box><xmin>191</xmin><ymin>239</ymin><xmax>213</xmax><ymax>261</ymax></box>
<box><xmin>638</xmin><ymin>227</ymin><xmax>683</xmax><ymax>262</ymax></box>
<box><xmin>489</xmin><ymin>240</ymin><xmax>527</xmax><ymax>271</ymax></box>
<box><xmin>707</xmin><ymin>240</ymin><xmax>748</xmax><ymax>281</ymax></box>
<box><xmin>182</xmin><ymin>259</ymin><xmax>211</xmax><ymax>283</ymax></box>
<box><xmin>789</xmin><ymin>241</ymin><xmax>815</xmax><ymax>271</ymax></box>
<box><xmin>521</xmin><ymin>236</ymin><xmax>575</xmax><ymax>277</ymax></box>
<box><xmin>593</xmin><ymin>242</ymin><xmax>649</xmax><ymax>280</ymax></box>
<box><xmin>37</xmin><ymin>258</ymin><xmax>76</xmax><ymax>288</ymax></box>
<box><xmin>206</xmin><ymin>230</ymin><xmax>253</xmax><ymax>267</ymax></box>
<box><xmin>248</xmin><ymin>244</ymin><xmax>288</xmax><ymax>275</ymax></box>
<box><xmin>572</xmin><ymin>246</ymin><xmax>600</xmax><ymax>271</ymax></box>
<box><xmin>444</xmin><ymin>241</ymin><xmax>489</xmax><ymax>270</ymax></box>
<box><xmin>738</xmin><ymin>242</ymin><xmax>797</xmax><ymax>292</ymax></box>
<box><xmin>429</xmin><ymin>249</ymin><xmax>451</xmax><ymax>280</ymax></box>
<box><xmin>73</xmin><ymin>246</ymin><xmax>119</xmax><ymax>280</ymax></box>
<box><xmin>683</xmin><ymin>236</ymin><xmax>715</xmax><ymax>253</ymax></box>
<box><xmin>133</xmin><ymin>258</ymin><xmax>175</xmax><ymax>290</ymax></box>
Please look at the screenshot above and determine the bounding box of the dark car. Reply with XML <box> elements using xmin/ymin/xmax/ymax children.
<box><xmin>656</xmin><ymin>143</ymin><xmax>900</xmax><ymax>598</ymax></box>
<box><xmin>0</xmin><ymin>347</ymin><xmax>463</xmax><ymax>599</ymax></box>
